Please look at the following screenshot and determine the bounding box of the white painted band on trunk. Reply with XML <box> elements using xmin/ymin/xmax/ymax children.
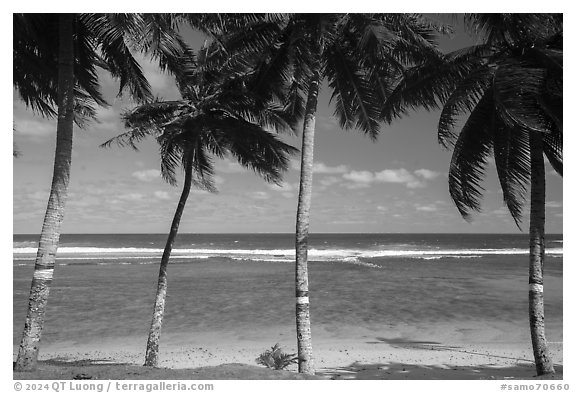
<box><xmin>33</xmin><ymin>270</ymin><xmax>54</xmax><ymax>280</ymax></box>
<box><xmin>530</xmin><ymin>283</ymin><xmax>544</xmax><ymax>293</ymax></box>
<box><xmin>296</xmin><ymin>296</ymin><xmax>309</xmax><ymax>305</ymax></box>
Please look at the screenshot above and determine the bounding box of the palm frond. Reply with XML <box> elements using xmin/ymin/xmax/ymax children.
<box><xmin>493</xmin><ymin>124</ymin><xmax>531</xmax><ymax>227</ymax></box>
<box><xmin>74</xmin><ymin>19</ymin><xmax>109</xmax><ymax>108</ymax></box>
<box><xmin>382</xmin><ymin>13</ymin><xmax>445</xmax><ymax>63</ymax></box>
<box><xmin>14</xmin><ymin>13</ymin><xmax>172</xmax><ymax>123</ymax></box>
<box><xmin>124</xmin><ymin>100</ymin><xmax>188</xmax><ymax>128</ymax></box>
<box><xmin>161</xmin><ymin>120</ymin><xmax>218</xmax><ymax>192</ymax></box>
<box><xmin>464</xmin><ymin>14</ymin><xmax>561</xmax><ymax>47</ymax></box>
<box><xmin>13</xmin><ymin>14</ymin><xmax>59</xmax><ymax>117</ymax></box>
<box><xmin>438</xmin><ymin>64</ymin><xmax>493</xmax><ymax>148</ymax></box>
<box><xmin>380</xmin><ymin>45</ymin><xmax>487</xmax><ymax>124</ymax></box>
<box><xmin>248</xmin><ymin>24</ymin><xmax>300</xmax><ymax>99</ymax></box>
<box><xmin>72</xmin><ymin>89</ymin><xmax>101</xmax><ymax>128</ymax></box>
<box><xmin>157</xmin><ymin>129</ymin><xmax>185</xmax><ymax>186</ymax></box>
<box><xmin>200</xmin><ymin>115</ymin><xmax>298</xmax><ymax>185</ymax></box>
<box><xmin>101</xmin><ymin>100</ymin><xmax>187</xmax><ymax>149</ymax></box>
<box><xmin>141</xmin><ymin>18</ymin><xmax>198</xmax><ymax>93</ymax></box>
<box><xmin>218</xmin><ymin>17</ymin><xmax>285</xmax><ymax>57</ymax></box>
<box><xmin>543</xmin><ymin>129</ymin><xmax>562</xmax><ymax>177</ymax></box>
<box><xmin>325</xmin><ymin>44</ymin><xmax>380</xmax><ymax>138</ymax></box>
<box><xmin>81</xmin><ymin>14</ymin><xmax>152</xmax><ymax>104</ymax></box>
<box><xmin>448</xmin><ymin>90</ymin><xmax>495</xmax><ymax>220</ymax></box>
<box><xmin>187</xmin><ymin>143</ymin><xmax>218</xmax><ymax>193</ymax></box>
<box><xmin>492</xmin><ymin>59</ymin><xmax>553</xmax><ymax>134</ymax></box>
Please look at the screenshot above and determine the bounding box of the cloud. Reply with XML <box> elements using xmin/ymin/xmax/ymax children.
<box><xmin>491</xmin><ymin>207</ymin><xmax>510</xmax><ymax>216</ymax></box>
<box><xmin>319</xmin><ymin>176</ymin><xmax>342</xmax><ymax>187</ymax></box>
<box><xmin>116</xmin><ymin>193</ymin><xmax>145</xmax><ymax>201</ymax></box>
<box><xmin>139</xmin><ymin>56</ymin><xmax>180</xmax><ymax>99</ymax></box>
<box><xmin>132</xmin><ymin>169</ymin><xmax>161</xmax><ymax>182</ymax></box>
<box><xmin>267</xmin><ymin>183</ymin><xmax>297</xmax><ymax>198</ymax></box>
<box><xmin>338</xmin><ymin>167</ymin><xmax>445</xmax><ymax>189</ymax></box>
<box><xmin>93</xmin><ymin>106</ymin><xmax>122</xmax><ymax>123</ymax></box>
<box><xmin>546</xmin><ymin>201</ymin><xmax>562</xmax><ymax>208</ymax></box>
<box><xmin>154</xmin><ymin>191</ymin><xmax>171</xmax><ymax>200</ymax></box>
<box><xmin>343</xmin><ymin>170</ymin><xmax>374</xmax><ymax>184</ymax></box>
<box><xmin>268</xmin><ymin>182</ymin><xmax>296</xmax><ymax>192</ymax></box>
<box><xmin>416</xmin><ymin>205</ymin><xmax>439</xmax><ymax>212</ymax></box>
<box><xmin>414</xmin><ymin>169</ymin><xmax>442</xmax><ymax>180</ymax></box>
<box><xmin>313</xmin><ymin>162</ymin><xmax>349</xmax><ymax>174</ymax></box>
<box><xmin>316</xmin><ymin>114</ymin><xmax>340</xmax><ymax>130</ymax></box>
<box><xmin>291</xmin><ymin>161</ymin><xmax>349</xmax><ymax>174</ymax></box>
<box><xmin>250</xmin><ymin>191</ymin><xmax>270</xmax><ymax>200</ymax></box>
<box><xmin>190</xmin><ymin>189</ymin><xmax>211</xmax><ymax>195</ymax></box>
<box><xmin>28</xmin><ymin>190</ymin><xmax>50</xmax><ymax>201</ymax></box>
<box><xmin>375</xmin><ymin>169</ymin><xmax>418</xmax><ymax>184</ymax></box>
<box><xmin>14</xmin><ymin>118</ymin><xmax>55</xmax><ymax>138</ymax></box>
<box><xmin>342</xmin><ymin>168</ymin><xmax>427</xmax><ymax>189</ymax></box>
<box><xmin>216</xmin><ymin>159</ymin><xmax>247</xmax><ymax>174</ymax></box>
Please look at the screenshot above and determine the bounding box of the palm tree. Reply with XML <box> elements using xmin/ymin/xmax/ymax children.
<box><xmin>382</xmin><ymin>14</ymin><xmax>562</xmax><ymax>375</ymax></box>
<box><xmin>211</xmin><ymin>13</ymin><xmax>446</xmax><ymax>374</ymax></box>
<box><xmin>103</xmin><ymin>43</ymin><xmax>298</xmax><ymax>368</ymax></box>
<box><xmin>13</xmin><ymin>13</ymin><xmax>190</xmax><ymax>371</ymax></box>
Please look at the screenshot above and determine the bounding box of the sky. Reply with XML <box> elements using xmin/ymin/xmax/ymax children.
<box><xmin>12</xmin><ymin>15</ymin><xmax>564</xmax><ymax>234</ymax></box>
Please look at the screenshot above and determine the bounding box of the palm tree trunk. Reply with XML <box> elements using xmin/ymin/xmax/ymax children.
<box><xmin>144</xmin><ymin>159</ymin><xmax>193</xmax><ymax>367</ymax></box>
<box><xmin>14</xmin><ymin>14</ymin><xmax>75</xmax><ymax>372</ymax></box>
<box><xmin>528</xmin><ymin>132</ymin><xmax>555</xmax><ymax>375</ymax></box>
<box><xmin>294</xmin><ymin>61</ymin><xmax>321</xmax><ymax>376</ymax></box>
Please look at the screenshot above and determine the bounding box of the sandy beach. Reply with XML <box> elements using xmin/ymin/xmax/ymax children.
<box><xmin>15</xmin><ymin>319</ymin><xmax>563</xmax><ymax>380</ymax></box>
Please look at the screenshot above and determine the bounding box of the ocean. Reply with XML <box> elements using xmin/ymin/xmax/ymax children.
<box><xmin>13</xmin><ymin>233</ymin><xmax>563</xmax><ymax>355</ymax></box>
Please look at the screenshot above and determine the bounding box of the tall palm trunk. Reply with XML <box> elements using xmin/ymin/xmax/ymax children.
<box><xmin>14</xmin><ymin>14</ymin><xmax>75</xmax><ymax>372</ymax></box>
<box><xmin>144</xmin><ymin>159</ymin><xmax>193</xmax><ymax>367</ymax></box>
<box><xmin>294</xmin><ymin>57</ymin><xmax>321</xmax><ymax>376</ymax></box>
<box><xmin>528</xmin><ymin>132</ymin><xmax>555</xmax><ymax>375</ymax></box>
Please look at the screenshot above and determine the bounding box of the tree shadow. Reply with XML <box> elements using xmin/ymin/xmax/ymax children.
<box><xmin>318</xmin><ymin>361</ymin><xmax>564</xmax><ymax>380</ymax></box>
<box><xmin>43</xmin><ymin>357</ymin><xmax>132</xmax><ymax>367</ymax></box>
<box><xmin>317</xmin><ymin>336</ymin><xmax>563</xmax><ymax>380</ymax></box>
<box><xmin>368</xmin><ymin>337</ymin><xmax>540</xmax><ymax>363</ymax></box>
<box><xmin>367</xmin><ymin>337</ymin><xmax>459</xmax><ymax>351</ymax></box>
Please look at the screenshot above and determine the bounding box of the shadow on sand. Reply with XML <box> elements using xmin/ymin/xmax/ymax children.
<box><xmin>13</xmin><ymin>358</ymin><xmax>131</xmax><ymax>370</ymax></box>
<box><xmin>14</xmin><ymin>358</ymin><xmax>322</xmax><ymax>380</ymax></box>
<box><xmin>42</xmin><ymin>357</ymin><xmax>133</xmax><ymax>367</ymax></box>
<box><xmin>368</xmin><ymin>336</ymin><xmax>540</xmax><ymax>362</ymax></box>
<box><xmin>318</xmin><ymin>361</ymin><xmax>563</xmax><ymax>380</ymax></box>
<box><xmin>318</xmin><ymin>337</ymin><xmax>563</xmax><ymax>380</ymax></box>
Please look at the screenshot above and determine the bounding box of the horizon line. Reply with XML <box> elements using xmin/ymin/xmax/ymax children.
<box><xmin>13</xmin><ymin>232</ymin><xmax>564</xmax><ymax>236</ymax></box>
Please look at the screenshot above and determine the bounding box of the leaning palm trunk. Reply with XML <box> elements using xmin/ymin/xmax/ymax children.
<box><xmin>14</xmin><ymin>14</ymin><xmax>76</xmax><ymax>372</ymax></box>
<box><xmin>528</xmin><ymin>132</ymin><xmax>555</xmax><ymax>375</ymax></box>
<box><xmin>294</xmin><ymin>61</ymin><xmax>321</xmax><ymax>376</ymax></box>
<box><xmin>144</xmin><ymin>160</ymin><xmax>193</xmax><ymax>367</ymax></box>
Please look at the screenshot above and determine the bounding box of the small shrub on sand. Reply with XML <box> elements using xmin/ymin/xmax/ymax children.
<box><xmin>256</xmin><ymin>343</ymin><xmax>298</xmax><ymax>370</ymax></box>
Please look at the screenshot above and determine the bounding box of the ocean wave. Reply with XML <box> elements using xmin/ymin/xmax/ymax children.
<box><xmin>12</xmin><ymin>255</ymin><xmax>213</xmax><ymax>261</ymax></box>
<box><xmin>13</xmin><ymin>241</ymin><xmax>38</xmax><ymax>248</ymax></box>
<box><xmin>14</xmin><ymin>247</ymin><xmax>166</xmax><ymax>254</ymax></box>
<box><xmin>13</xmin><ymin>245</ymin><xmax>563</xmax><ymax>262</ymax></box>
<box><xmin>416</xmin><ymin>255</ymin><xmax>483</xmax><ymax>260</ymax></box>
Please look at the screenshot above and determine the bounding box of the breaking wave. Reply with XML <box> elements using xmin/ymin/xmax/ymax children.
<box><xmin>13</xmin><ymin>245</ymin><xmax>563</xmax><ymax>264</ymax></box>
